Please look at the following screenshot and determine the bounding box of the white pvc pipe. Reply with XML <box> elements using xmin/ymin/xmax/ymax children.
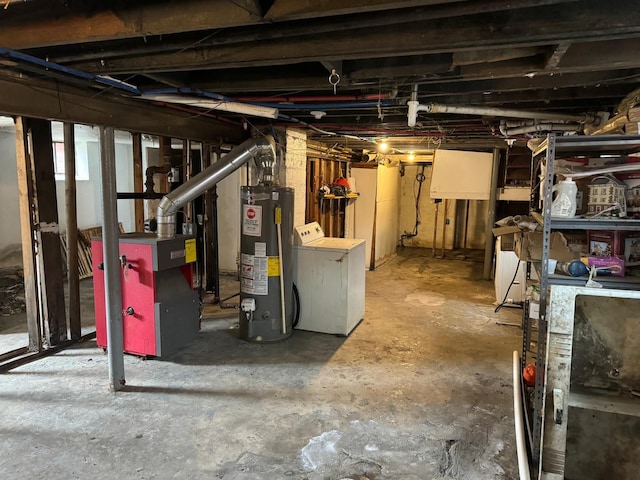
<box><xmin>505</xmin><ymin>123</ymin><xmax>581</xmax><ymax>136</ymax></box>
<box><xmin>428</xmin><ymin>102</ymin><xmax>597</xmax><ymax>124</ymax></box>
<box><xmin>513</xmin><ymin>350</ymin><xmax>531</xmax><ymax>480</ymax></box>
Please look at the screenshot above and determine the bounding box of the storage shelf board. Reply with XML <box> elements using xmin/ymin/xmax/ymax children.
<box><xmin>569</xmin><ymin>389</ymin><xmax>640</xmax><ymax>418</ymax></box>
<box><xmin>547</xmin><ymin>274</ymin><xmax>640</xmax><ymax>290</ymax></box>
<box><xmin>533</xmin><ymin>135</ymin><xmax>640</xmax><ymax>157</ymax></box>
<box><xmin>549</xmin><ymin>218</ymin><xmax>640</xmax><ymax>230</ymax></box>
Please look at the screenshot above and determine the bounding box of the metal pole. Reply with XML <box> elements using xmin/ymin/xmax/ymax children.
<box><xmin>64</xmin><ymin>123</ymin><xmax>81</xmax><ymax>340</ymax></box>
<box><xmin>99</xmin><ymin>127</ymin><xmax>125</xmax><ymax>391</ymax></box>
<box><xmin>432</xmin><ymin>201</ymin><xmax>439</xmax><ymax>257</ymax></box>
<box><xmin>483</xmin><ymin>147</ymin><xmax>501</xmax><ymax>280</ymax></box>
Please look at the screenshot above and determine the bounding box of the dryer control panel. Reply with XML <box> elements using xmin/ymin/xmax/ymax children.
<box><xmin>293</xmin><ymin>222</ymin><xmax>325</xmax><ymax>245</ymax></box>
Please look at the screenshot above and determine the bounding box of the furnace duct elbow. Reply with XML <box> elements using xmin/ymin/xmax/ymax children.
<box><xmin>156</xmin><ymin>136</ymin><xmax>275</xmax><ymax>238</ymax></box>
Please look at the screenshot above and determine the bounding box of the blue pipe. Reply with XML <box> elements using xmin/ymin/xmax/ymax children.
<box><xmin>0</xmin><ymin>48</ymin><xmax>140</xmax><ymax>95</ymax></box>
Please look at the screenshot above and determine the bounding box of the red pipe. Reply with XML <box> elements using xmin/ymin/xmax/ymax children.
<box><xmin>235</xmin><ymin>94</ymin><xmax>390</xmax><ymax>102</ymax></box>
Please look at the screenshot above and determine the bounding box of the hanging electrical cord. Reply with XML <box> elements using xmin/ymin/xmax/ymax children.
<box><xmin>400</xmin><ymin>165</ymin><xmax>426</xmax><ymax>246</ymax></box>
<box><xmin>494</xmin><ymin>261</ymin><xmax>523</xmax><ymax>313</ymax></box>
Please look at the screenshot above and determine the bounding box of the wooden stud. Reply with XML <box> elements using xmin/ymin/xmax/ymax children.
<box><xmin>14</xmin><ymin>117</ymin><xmax>41</xmax><ymax>352</ymax></box>
<box><xmin>132</xmin><ymin>133</ymin><xmax>144</xmax><ymax>233</ymax></box>
<box><xmin>29</xmin><ymin>119</ymin><xmax>67</xmax><ymax>346</ymax></box>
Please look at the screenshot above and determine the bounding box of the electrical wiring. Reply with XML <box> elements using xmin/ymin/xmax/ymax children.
<box><xmin>399</xmin><ymin>165</ymin><xmax>426</xmax><ymax>246</ymax></box>
<box><xmin>494</xmin><ymin>260</ymin><xmax>523</xmax><ymax>313</ymax></box>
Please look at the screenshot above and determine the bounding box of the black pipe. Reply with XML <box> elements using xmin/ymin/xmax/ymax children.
<box><xmin>116</xmin><ymin>192</ymin><xmax>166</xmax><ymax>199</ymax></box>
<box><xmin>211</xmin><ymin>185</ymin><xmax>221</xmax><ymax>302</ymax></box>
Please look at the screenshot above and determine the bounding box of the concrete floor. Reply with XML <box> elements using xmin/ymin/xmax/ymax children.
<box><xmin>0</xmin><ymin>248</ymin><xmax>521</xmax><ymax>480</ymax></box>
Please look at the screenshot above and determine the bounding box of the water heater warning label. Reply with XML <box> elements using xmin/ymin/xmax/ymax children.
<box><xmin>240</xmin><ymin>253</ymin><xmax>268</xmax><ymax>295</ymax></box>
<box><xmin>242</xmin><ymin>204</ymin><xmax>262</xmax><ymax>237</ymax></box>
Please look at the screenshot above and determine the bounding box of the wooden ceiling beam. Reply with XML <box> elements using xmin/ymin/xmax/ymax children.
<box><xmin>264</xmin><ymin>0</ymin><xmax>465</xmax><ymax>21</ymax></box>
<box><xmin>414</xmin><ymin>69</ymin><xmax>640</xmax><ymax>96</ymax></box>
<box><xmin>545</xmin><ymin>42</ymin><xmax>572</xmax><ymax>69</ymax></box>
<box><xmin>31</xmin><ymin>0</ymin><xmax>578</xmax><ymax>63</ymax></box>
<box><xmin>0</xmin><ymin>0</ymin><xmax>263</xmax><ymax>50</ymax></box>
<box><xmin>556</xmin><ymin>37</ymin><xmax>640</xmax><ymax>70</ymax></box>
<box><xmin>0</xmin><ymin>74</ymin><xmax>243</xmax><ymax>142</ymax></box>
<box><xmin>452</xmin><ymin>47</ymin><xmax>544</xmax><ymax>67</ymax></box>
<box><xmin>419</xmin><ymin>84</ymin><xmax>636</xmax><ymax>106</ymax></box>
<box><xmin>66</xmin><ymin>1</ymin><xmax>640</xmax><ymax>75</ymax></box>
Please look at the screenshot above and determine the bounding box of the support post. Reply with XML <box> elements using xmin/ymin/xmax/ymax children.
<box><xmin>99</xmin><ymin>126</ymin><xmax>125</xmax><ymax>391</ymax></box>
<box><xmin>132</xmin><ymin>133</ymin><xmax>145</xmax><ymax>233</ymax></box>
<box><xmin>14</xmin><ymin>117</ymin><xmax>41</xmax><ymax>352</ymax></box>
<box><xmin>483</xmin><ymin>147</ymin><xmax>501</xmax><ymax>280</ymax></box>
<box><xmin>64</xmin><ymin>123</ymin><xmax>81</xmax><ymax>340</ymax></box>
<box><xmin>30</xmin><ymin>119</ymin><xmax>67</xmax><ymax>345</ymax></box>
<box><xmin>203</xmin><ymin>145</ymin><xmax>220</xmax><ymax>300</ymax></box>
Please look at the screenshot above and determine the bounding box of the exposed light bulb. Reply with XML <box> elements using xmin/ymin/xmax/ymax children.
<box><xmin>408</xmin><ymin>152</ymin><xmax>415</xmax><ymax>161</ymax></box>
<box><xmin>378</xmin><ymin>141</ymin><xmax>389</xmax><ymax>153</ymax></box>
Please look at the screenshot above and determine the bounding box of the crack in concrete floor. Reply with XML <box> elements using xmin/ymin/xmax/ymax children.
<box><xmin>0</xmin><ymin>248</ymin><xmax>521</xmax><ymax>479</ymax></box>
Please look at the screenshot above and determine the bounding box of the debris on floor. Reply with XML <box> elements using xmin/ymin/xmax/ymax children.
<box><xmin>0</xmin><ymin>267</ymin><xmax>25</xmax><ymax>316</ymax></box>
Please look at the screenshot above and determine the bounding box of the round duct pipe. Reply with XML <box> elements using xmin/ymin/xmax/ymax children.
<box><xmin>156</xmin><ymin>136</ymin><xmax>275</xmax><ymax>238</ymax></box>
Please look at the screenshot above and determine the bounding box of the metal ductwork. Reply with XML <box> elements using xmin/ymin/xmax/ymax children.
<box><xmin>156</xmin><ymin>136</ymin><xmax>275</xmax><ymax>238</ymax></box>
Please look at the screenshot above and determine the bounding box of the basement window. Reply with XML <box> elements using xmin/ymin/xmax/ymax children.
<box><xmin>53</xmin><ymin>141</ymin><xmax>90</xmax><ymax>181</ymax></box>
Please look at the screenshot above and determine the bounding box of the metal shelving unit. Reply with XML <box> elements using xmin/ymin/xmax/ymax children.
<box><xmin>523</xmin><ymin>133</ymin><xmax>640</xmax><ymax>479</ymax></box>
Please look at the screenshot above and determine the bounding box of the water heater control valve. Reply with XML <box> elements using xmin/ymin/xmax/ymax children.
<box><xmin>241</xmin><ymin>298</ymin><xmax>256</xmax><ymax>312</ymax></box>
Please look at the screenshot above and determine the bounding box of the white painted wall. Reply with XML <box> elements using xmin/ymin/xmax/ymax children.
<box><xmin>352</xmin><ymin>167</ymin><xmax>377</xmax><ymax>266</ymax></box>
<box><xmin>352</xmin><ymin>163</ymin><xmax>400</xmax><ymax>267</ymax></box>
<box><xmin>398</xmin><ymin>164</ymin><xmax>487</xmax><ymax>250</ymax></box>
<box><xmin>0</xmin><ymin>129</ymin><xmax>21</xmax><ymax>263</ymax></box>
<box><xmin>375</xmin><ymin>163</ymin><xmax>400</xmax><ymax>262</ymax></box>
<box><xmin>217</xmin><ymin>164</ymin><xmax>244</xmax><ymax>274</ymax></box>
<box><xmin>217</xmin><ymin>129</ymin><xmax>308</xmax><ymax>274</ymax></box>
<box><xmin>0</xmin><ymin>120</ymin><xmax>158</xmax><ymax>267</ymax></box>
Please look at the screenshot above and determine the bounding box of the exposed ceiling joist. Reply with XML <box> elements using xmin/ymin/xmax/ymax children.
<box><xmin>65</xmin><ymin>2</ymin><xmax>640</xmax><ymax>75</ymax></box>
<box><xmin>452</xmin><ymin>47</ymin><xmax>543</xmax><ymax>67</ymax></box>
<box><xmin>2</xmin><ymin>0</ymin><xmax>639</xmax><ymax>148</ymax></box>
<box><xmin>29</xmin><ymin>0</ymin><xmax>581</xmax><ymax>65</ymax></box>
<box><xmin>0</xmin><ymin>74</ymin><xmax>243</xmax><ymax>142</ymax></box>
<box><xmin>544</xmin><ymin>41</ymin><xmax>572</xmax><ymax>69</ymax></box>
<box><xmin>0</xmin><ymin>0</ymin><xmax>262</xmax><ymax>49</ymax></box>
<box><xmin>263</xmin><ymin>0</ymin><xmax>467</xmax><ymax>21</ymax></box>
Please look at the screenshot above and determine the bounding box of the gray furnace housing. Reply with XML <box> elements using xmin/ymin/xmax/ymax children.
<box><xmin>239</xmin><ymin>185</ymin><xmax>294</xmax><ymax>341</ymax></box>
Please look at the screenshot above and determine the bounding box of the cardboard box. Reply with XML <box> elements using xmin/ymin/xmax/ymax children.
<box><xmin>515</xmin><ymin>231</ymin><xmax>578</xmax><ymax>262</ymax></box>
<box><xmin>624</xmin><ymin>234</ymin><xmax>640</xmax><ymax>266</ymax></box>
<box><xmin>492</xmin><ymin>225</ymin><xmax>521</xmax><ymax>251</ymax></box>
<box><xmin>585</xmin><ymin>230</ymin><xmax>640</xmax><ymax>266</ymax></box>
<box><xmin>587</xmin><ymin>230</ymin><xmax>620</xmax><ymax>257</ymax></box>
<box><xmin>562</xmin><ymin>231</ymin><xmax>588</xmax><ymax>256</ymax></box>
<box><xmin>585</xmin><ymin>256</ymin><xmax>625</xmax><ymax>277</ymax></box>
